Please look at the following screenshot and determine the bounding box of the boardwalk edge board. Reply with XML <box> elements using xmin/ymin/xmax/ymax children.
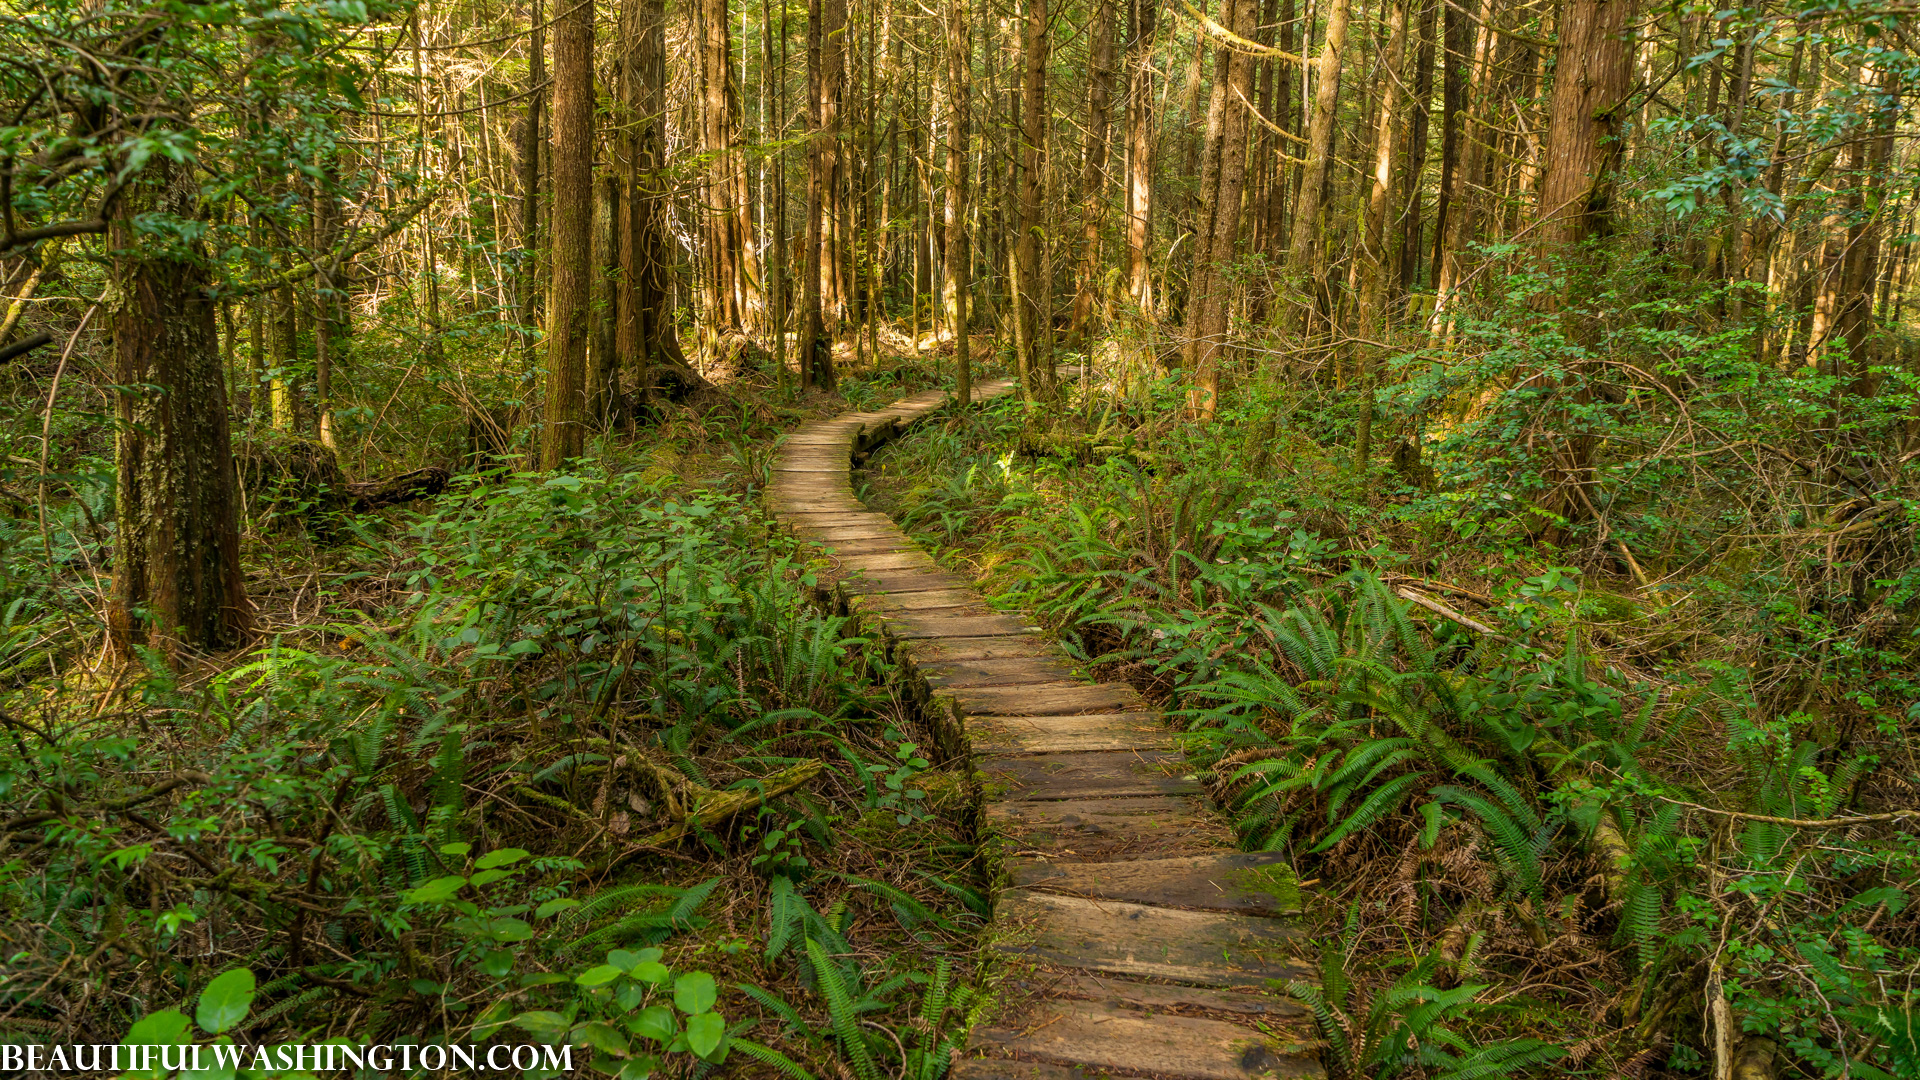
<box><xmin>768</xmin><ymin>379</ymin><xmax>1323</xmax><ymax>1080</ymax></box>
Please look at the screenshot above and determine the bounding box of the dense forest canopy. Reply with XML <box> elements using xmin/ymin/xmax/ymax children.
<box><xmin>1</xmin><ymin>0</ymin><xmax>1918</xmax><ymax>1073</ymax></box>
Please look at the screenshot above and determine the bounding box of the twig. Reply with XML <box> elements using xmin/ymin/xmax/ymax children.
<box><xmin>1395</xmin><ymin>587</ymin><xmax>1507</xmax><ymax>639</ymax></box>
<box><xmin>1651</xmin><ymin>795</ymin><xmax>1920</xmax><ymax>829</ymax></box>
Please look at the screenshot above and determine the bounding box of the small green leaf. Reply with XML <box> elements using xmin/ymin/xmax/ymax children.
<box><xmin>673</xmin><ymin>971</ymin><xmax>717</xmax><ymax>1015</ymax></box>
<box><xmin>195</xmin><ymin>968</ymin><xmax>256</xmax><ymax>1034</ymax></box>
<box><xmin>475</xmin><ymin>847</ymin><xmax>530</xmax><ymax>870</ymax></box>
<box><xmin>685</xmin><ymin>1012</ymin><xmax>726</xmax><ymax>1058</ymax></box>
<box><xmin>535</xmin><ymin>897</ymin><xmax>580</xmax><ymax>919</ymax></box>
<box><xmin>124</xmin><ymin>1009</ymin><xmax>192</xmax><ymax>1045</ymax></box>
<box><xmin>607</xmin><ymin>949</ymin><xmax>642</xmax><ymax>971</ymax></box>
<box><xmin>576</xmin><ymin>965</ymin><xmax>623</xmax><ymax>988</ymax></box>
<box><xmin>571</xmin><ymin>1020</ymin><xmax>631</xmax><ymax>1056</ymax></box>
<box><xmin>469</xmin><ymin>868</ymin><xmax>511</xmax><ymax>887</ymax></box>
<box><xmin>484</xmin><ymin>917</ymin><xmax>534</xmax><ymax>942</ymax></box>
<box><xmin>513</xmin><ymin>1010</ymin><xmax>571</xmax><ymax>1041</ymax></box>
<box><xmin>633</xmin><ymin>961</ymin><xmax>670</xmax><ymax>985</ymax></box>
<box><xmin>404</xmin><ymin>875</ymin><xmax>467</xmax><ymax>903</ymax></box>
<box><xmin>439</xmin><ymin>841</ymin><xmax>473</xmax><ymax>857</ymax></box>
<box><xmin>628</xmin><ymin>1005</ymin><xmax>676</xmax><ymax>1044</ymax></box>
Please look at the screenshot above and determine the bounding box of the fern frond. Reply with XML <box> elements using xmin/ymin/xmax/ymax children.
<box><xmin>806</xmin><ymin>937</ymin><xmax>881</xmax><ymax>1080</ymax></box>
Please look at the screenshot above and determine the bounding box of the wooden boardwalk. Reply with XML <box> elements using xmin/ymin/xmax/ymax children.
<box><xmin>770</xmin><ymin>380</ymin><xmax>1322</xmax><ymax>1080</ymax></box>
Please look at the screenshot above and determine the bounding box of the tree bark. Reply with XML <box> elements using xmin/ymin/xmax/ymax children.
<box><xmin>1353</xmin><ymin>0</ymin><xmax>1409</xmax><ymax>468</ymax></box>
<box><xmin>1285</xmin><ymin>0</ymin><xmax>1353</xmax><ymax>328</ymax></box>
<box><xmin>109</xmin><ymin>164</ymin><xmax>250</xmax><ymax>658</ymax></box>
<box><xmin>1536</xmin><ymin>0</ymin><xmax>1634</xmax><ymax>250</ymax></box>
<box><xmin>698</xmin><ymin>0</ymin><xmax>762</xmax><ymax>340</ymax></box>
<box><xmin>1428</xmin><ymin>0</ymin><xmax>1496</xmax><ymax>336</ymax></box>
<box><xmin>1183</xmin><ymin>0</ymin><xmax>1258</xmax><ymax>418</ymax></box>
<box><xmin>1123</xmin><ymin>0</ymin><xmax>1158</xmax><ymax>314</ymax></box>
<box><xmin>1011</xmin><ymin>0</ymin><xmax>1053</xmax><ymax>399</ymax></box>
<box><xmin>519</xmin><ymin>0</ymin><xmax>546</xmax><ymax>376</ymax></box>
<box><xmin>540</xmin><ymin>0</ymin><xmax>593</xmax><ymax>468</ymax></box>
<box><xmin>943</xmin><ymin>0</ymin><xmax>974</xmax><ymax>405</ymax></box>
<box><xmin>1071</xmin><ymin>0</ymin><xmax>1119</xmax><ymax>341</ymax></box>
<box><xmin>800</xmin><ymin>0</ymin><xmax>843</xmax><ymax>389</ymax></box>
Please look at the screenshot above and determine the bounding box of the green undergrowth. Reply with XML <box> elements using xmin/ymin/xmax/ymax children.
<box><xmin>861</xmin><ymin>364</ymin><xmax>1920</xmax><ymax>1078</ymax></box>
<box><xmin>1</xmin><ymin>364</ymin><xmax>993</xmax><ymax>1079</ymax></box>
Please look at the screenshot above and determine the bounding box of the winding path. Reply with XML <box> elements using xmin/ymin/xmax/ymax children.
<box><xmin>770</xmin><ymin>379</ymin><xmax>1322</xmax><ymax>1080</ymax></box>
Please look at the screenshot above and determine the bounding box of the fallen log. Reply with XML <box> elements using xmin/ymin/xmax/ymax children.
<box><xmin>348</xmin><ymin>466</ymin><xmax>450</xmax><ymax>511</ymax></box>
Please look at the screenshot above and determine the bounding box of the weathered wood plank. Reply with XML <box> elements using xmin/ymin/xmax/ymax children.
<box><xmin>968</xmin><ymin>998</ymin><xmax>1320</xmax><ymax>1079</ymax></box>
<box><xmin>967</xmin><ymin>713</ymin><xmax>1173</xmax><ymax>755</ymax></box>
<box><xmin>890</xmin><ymin>615</ymin><xmax>1040</xmax><ymax>639</ymax></box>
<box><xmin>986</xmin><ymin>795</ymin><xmax>1233</xmax><ymax>860</ymax></box>
<box><xmin>954</xmin><ymin>684</ymin><xmax>1145</xmax><ymax>716</ymax></box>
<box><xmin>995</xmin><ymin>890</ymin><xmax>1310</xmax><ymax>988</ymax></box>
<box><xmin>1013</xmin><ymin>852</ymin><xmax>1303</xmax><ymax>917</ymax></box>
<box><xmin>978</xmin><ymin>751</ymin><xmax>1203</xmax><ymax>800</ymax></box>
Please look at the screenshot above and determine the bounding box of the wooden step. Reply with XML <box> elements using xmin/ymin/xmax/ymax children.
<box><xmin>904</xmin><ymin>634</ymin><xmax>1056</xmax><ymax>662</ymax></box>
<box><xmin>989</xmin><ymin>795</ymin><xmax>1233</xmax><ymax>861</ymax></box>
<box><xmin>920</xmin><ymin>656</ymin><xmax>1074</xmax><ymax>688</ymax></box>
<box><xmin>979</xmin><ymin>751</ymin><xmax>1204</xmax><ymax>801</ymax></box>
<box><xmin>966</xmin><ymin>998</ymin><xmax>1322</xmax><ymax>1080</ymax></box>
<box><xmin>996</xmin><ymin>890</ymin><xmax>1310</xmax><ymax>988</ymax></box>
<box><xmin>969</xmin><ymin>713</ymin><xmax>1174</xmax><ymax>755</ymax></box>
<box><xmin>953</xmin><ymin>683</ymin><xmax>1145</xmax><ymax>716</ymax></box>
<box><xmin>1012</xmin><ymin>852</ymin><xmax>1303</xmax><ymax>917</ymax></box>
<box><xmin>890</xmin><ymin>614</ymin><xmax>1041</xmax><ymax>638</ymax></box>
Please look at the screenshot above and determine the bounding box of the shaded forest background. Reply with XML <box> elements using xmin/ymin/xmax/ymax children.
<box><xmin>2</xmin><ymin>0</ymin><xmax>1919</xmax><ymax>1073</ymax></box>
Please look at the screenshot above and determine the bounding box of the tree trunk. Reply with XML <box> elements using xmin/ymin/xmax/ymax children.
<box><xmin>1285</xmin><ymin>0</ymin><xmax>1353</xmax><ymax>329</ymax></box>
<box><xmin>109</xmin><ymin>166</ymin><xmax>250</xmax><ymax>658</ymax></box>
<box><xmin>1352</xmin><ymin>0</ymin><xmax>1409</xmax><ymax>468</ymax></box>
<box><xmin>800</xmin><ymin>0</ymin><xmax>842</xmax><ymax>389</ymax></box>
<box><xmin>540</xmin><ymin>0</ymin><xmax>593</xmax><ymax>469</ymax></box>
<box><xmin>1124</xmin><ymin>0</ymin><xmax>1159</xmax><ymax>315</ymax></box>
<box><xmin>1537</xmin><ymin>0</ymin><xmax>1634</xmax><ymax>249</ymax></box>
<box><xmin>1428</xmin><ymin>0</ymin><xmax>1496</xmax><ymax>336</ymax></box>
<box><xmin>519</xmin><ymin>0</ymin><xmax>545</xmax><ymax>376</ymax></box>
<box><xmin>1429</xmin><ymin>0</ymin><xmax>1467</xmax><ymax>290</ymax></box>
<box><xmin>1395</xmin><ymin>0</ymin><xmax>1438</xmax><ymax>297</ymax></box>
<box><xmin>698</xmin><ymin>0</ymin><xmax>762</xmax><ymax>341</ymax></box>
<box><xmin>1071</xmin><ymin>0</ymin><xmax>1119</xmax><ymax>341</ymax></box>
<box><xmin>1183</xmin><ymin>0</ymin><xmax>1257</xmax><ymax>418</ymax></box>
<box><xmin>943</xmin><ymin>0</ymin><xmax>975</xmax><ymax>405</ymax></box>
<box><xmin>1011</xmin><ymin>0</ymin><xmax>1053</xmax><ymax>399</ymax></box>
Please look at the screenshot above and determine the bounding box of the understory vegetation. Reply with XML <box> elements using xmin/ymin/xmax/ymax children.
<box><xmin>2</xmin><ymin>372</ymin><xmax>1000</xmax><ymax>1079</ymax></box>
<box><xmin>862</xmin><ymin>285</ymin><xmax>1920</xmax><ymax>1077</ymax></box>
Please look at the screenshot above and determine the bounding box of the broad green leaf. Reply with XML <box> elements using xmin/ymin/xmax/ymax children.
<box><xmin>576</xmin><ymin>965</ymin><xmax>622</xmax><ymax>988</ymax></box>
<box><xmin>628</xmin><ymin>1005</ymin><xmax>676</xmax><ymax>1044</ymax></box>
<box><xmin>512</xmin><ymin>1010</ymin><xmax>571</xmax><ymax>1041</ymax></box>
<box><xmin>685</xmin><ymin>1012</ymin><xmax>726</xmax><ymax>1058</ymax></box>
<box><xmin>673</xmin><ymin>971</ymin><xmax>717</xmax><ymax>1015</ymax></box>
<box><xmin>571</xmin><ymin>1020</ymin><xmax>630</xmax><ymax>1056</ymax></box>
<box><xmin>404</xmin><ymin>875</ymin><xmax>466</xmax><ymax>903</ymax></box>
<box><xmin>476</xmin><ymin>847</ymin><xmax>530</xmax><ymax>870</ymax></box>
<box><xmin>124</xmin><ymin>1009</ymin><xmax>192</xmax><ymax>1045</ymax></box>
<box><xmin>195</xmin><ymin>968</ymin><xmax>256</xmax><ymax>1034</ymax></box>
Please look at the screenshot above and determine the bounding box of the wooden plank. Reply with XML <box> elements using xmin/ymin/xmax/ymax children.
<box><xmin>900</xmin><ymin>634</ymin><xmax>1052</xmax><ymax>662</ymax></box>
<box><xmin>987</xmin><ymin>795</ymin><xmax>1233</xmax><ymax>861</ymax></box>
<box><xmin>954</xmin><ymin>684</ymin><xmax>1144</xmax><ymax>716</ymax></box>
<box><xmin>968</xmin><ymin>713</ymin><xmax>1173</xmax><ymax>755</ymax></box>
<box><xmin>1013</xmin><ymin>853</ymin><xmax>1304</xmax><ymax>917</ymax></box>
<box><xmin>831</xmin><ymin>568</ymin><xmax>974</xmax><ymax>594</ymax></box>
<box><xmin>890</xmin><ymin>615</ymin><xmax>1040</xmax><ymax>639</ymax></box>
<box><xmin>809</xmin><ymin>537</ymin><xmax>917</xmax><ymax>556</ymax></box>
<box><xmin>919</xmin><ymin>656</ymin><xmax>1071</xmax><ymax>687</ymax></box>
<box><xmin>1007</xmin><ymin>972</ymin><xmax>1312</xmax><ymax>1020</ymax></box>
<box><xmin>834</xmin><ymin>551</ymin><xmax>939</xmax><ymax>573</ymax></box>
<box><xmin>978</xmin><ymin>751</ymin><xmax>1203</xmax><ymax>801</ymax></box>
<box><xmin>852</xmin><ymin>588</ymin><xmax>985</xmax><ymax>612</ymax></box>
<box><xmin>995</xmin><ymin>890</ymin><xmax>1309</xmax><ymax>988</ymax></box>
<box><xmin>968</xmin><ymin>999</ymin><xmax>1320</xmax><ymax>1080</ymax></box>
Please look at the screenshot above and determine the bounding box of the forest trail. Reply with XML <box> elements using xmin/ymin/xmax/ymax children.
<box><xmin>770</xmin><ymin>383</ymin><xmax>1324</xmax><ymax>1080</ymax></box>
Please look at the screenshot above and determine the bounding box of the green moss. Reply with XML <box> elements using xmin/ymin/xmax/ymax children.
<box><xmin>1231</xmin><ymin>861</ymin><xmax>1303</xmax><ymax>914</ymax></box>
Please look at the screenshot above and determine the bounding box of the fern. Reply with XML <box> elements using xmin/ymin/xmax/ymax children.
<box><xmin>805</xmin><ymin>937</ymin><xmax>881</xmax><ymax>1080</ymax></box>
<box><xmin>728</xmin><ymin>1039</ymin><xmax>819</xmax><ymax>1080</ymax></box>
